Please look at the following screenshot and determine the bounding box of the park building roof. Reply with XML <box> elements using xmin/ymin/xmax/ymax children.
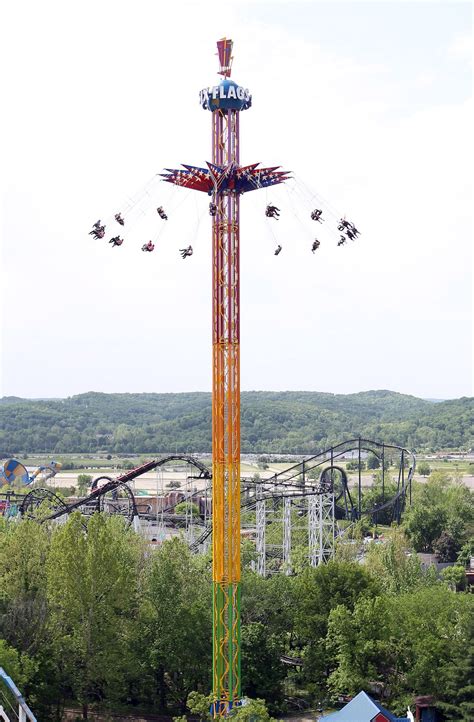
<box><xmin>320</xmin><ymin>691</ymin><xmax>410</xmax><ymax>722</ymax></box>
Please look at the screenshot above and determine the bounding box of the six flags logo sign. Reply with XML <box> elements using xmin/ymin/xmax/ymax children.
<box><xmin>199</xmin><ymin>84</ymin><xmax>252</xmax><ymax>111</ymax></box>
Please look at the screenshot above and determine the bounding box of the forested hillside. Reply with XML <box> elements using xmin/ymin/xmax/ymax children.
<box><xmin>0</xmin><ymin>390</ymin><xmax>472</xmax><ymax>454</ymax></box>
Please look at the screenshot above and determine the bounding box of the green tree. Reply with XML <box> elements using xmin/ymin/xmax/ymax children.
<box><xmin>293</xmin><ymin>561</ymin><xmax>377</xmax><ymax>700</ymax></box>
<box><xmin>366</xmin><ymin>453</ymin><xmax>380</xmax><ymax>470</ymax></box>
<box><xmin>46</xmin><ymin>513</ymin><xmax>143</xmax><ymax>719</ymax></box>
<box><xmin>140</xmin><ymin>538</ymin><xmax>212</xmax><ymax>712</ymax></box>
<box><xmin>404</xmin><ymin>503</ymin><xmax>447</xmax><ymax>552</ymax></box>
<box><xmin>228</xmin><ymin>698</ymin><xmax>281</xmax><ymax>721</ymax></box>
<box><xmin>0</xmin><ymin>520</ymin><xmax>50</xmax><ymax>656</ymax></box>
<box><xmin>0</xmin><ymin>518</ymin><xmax>71</xmax><ymax>720</ymax></box>
<box><xmin>457</xmin><ymin>539</ymin><xmax>474</xmax><ymax>566</ymax></box>
<box><xmin>0</xmin><ymin>639</ymin><xmax>37</xmax><ymax>690</ymax></box>
<box><xmin>361</xmin><ymin>472</ymin><xmax>398</xmax><ymax>525</ymax></box>
<box><xmin>174</xmin><ymin>501</ymin><xmax>200</xmax><ymax>516</ymax></box>
<box><xmin>436</xmin><ymin>614</ymin><xmax>474</xmax><ymax>720</ymax></box>
<box><xmin>76</xmin><ymin>474</ymin><xmax>92</xmax><ymax>495</ymax></box>
<box><xmin>440</xmin><ymin>564</ymin><xmax>466</xmax><ymax>591</ymax></box>
<box><xmin>327</xmin><ymin>586</ymin><xmax>473</xmax><ymax>713</ymax></box>
<box><xmin>433</xmin><ymin>531</ymin><xmax>460</xmax><ymax>562</ymax></box>
<box><xmin>119</xmin><ymin>460</ymin><xmax>135</xmax><ymax>470</ymax></box>
<box><xmin>241</xmin><ymin>622</ymin><xmax>286</xmax><ymax>709</ymax></box>
<box><xmin>186</xmin><ymin>690</ymin><xmax>213</xmax><ymax>720</ymax></box>
<box><xmin>417</xmin><ymin>462</ymin><xmax>431</xmax><ymax>476</ymax></box>
<box><xmin>185</xmin><ymin>693</ymin><xmax>281</xmax><ymax>722</ymax></box>
<box><xmin>346</xmin><ymin>460</ymin><xmax>365</xmax><ymax>471</ymax></box>
<box><xmin>404</xmin><ymin>472</ymin><xmax>473</xmax><ymax>553</ymax></box>
<box><xmin>365</xmin><ymin>529</ymin><xmax>437</xmax><ymax>594</ymax></box>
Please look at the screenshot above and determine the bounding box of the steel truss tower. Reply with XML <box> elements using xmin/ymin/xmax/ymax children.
<box><xmin>211</xmin><ymin>102</ymin><xmax>242</xmax><ymax>715</ymax></box>
<box><xmin>162</xmin><ymin>39</ymin><xmax>289</xmax><ymax>716</ymax></box>
<box><xmin>309</xmin><ymin>492</ymin><xmax>335</xmax><ymax>566</ymax></box>
<box><xmin>256</xmin><ymin>491</ymin><xmax>266</xmax><ymax>577</ymax></box>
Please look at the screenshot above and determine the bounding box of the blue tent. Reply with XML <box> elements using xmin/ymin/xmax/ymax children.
<box><xmin>320</xmin><ymin>691</ymin><xmax>409</xmax><ymax>722</ymax></box>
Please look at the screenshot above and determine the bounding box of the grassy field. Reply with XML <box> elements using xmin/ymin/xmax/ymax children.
<box><xmin>23</xmin><ymin>453</ymin><xmax>474</xmax><ymax>469</ymax></box>
<box><xmin>20</xmin><ymin>454</ymin><xmax>474</xmax><ymax>486</ymax></box>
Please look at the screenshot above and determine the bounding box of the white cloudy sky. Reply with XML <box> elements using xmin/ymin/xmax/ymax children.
<box><xmin>1</xmin><ymin>0</ymin><xmax>472</xmax><ymax>400</ymax></box>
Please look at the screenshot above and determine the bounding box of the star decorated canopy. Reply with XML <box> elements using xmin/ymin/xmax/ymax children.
<box><xmin>160</xmin><ymin>162</ymin><xmax>291</xmax><ymax>195</ymax></box>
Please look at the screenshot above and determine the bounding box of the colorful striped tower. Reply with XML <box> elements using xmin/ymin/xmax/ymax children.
<box><xmin>162</xmin><ymin>38</ymin><xmax>289</xmax><ymax>716</ymax></box>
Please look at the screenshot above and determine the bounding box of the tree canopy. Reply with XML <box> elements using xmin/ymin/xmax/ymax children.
<box><xmin>0</xmin><ymin>390</ymin><xmax>472</xmax><ymax>454</ymax></box>
<box><xmin>0</xmin><ymin>501</ymin><xmax>472</xmax><ymax>720</ymax></box>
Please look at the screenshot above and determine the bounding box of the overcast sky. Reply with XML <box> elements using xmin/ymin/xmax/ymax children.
<box><xmin>1</xmin><ymin>0</ymin><xmax>472</xmax><ymax>400</ymax></box>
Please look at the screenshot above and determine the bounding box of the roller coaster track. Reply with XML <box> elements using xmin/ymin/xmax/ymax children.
<box><xmin>19</xmin><ymin>442</ymin><xmax>414</xmax><ymax>542</ymax></box>
<box><xmin>190</xmin><ymin>439</ymin><xmax>415</xmax><ymax>551</ymax></box>
<box><xmin>20</xmin><ymin>455</ymin><xmax>211</xmax><ymax>523</ymax></box>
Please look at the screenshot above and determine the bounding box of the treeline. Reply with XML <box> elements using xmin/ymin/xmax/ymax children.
<box><xmin>0</xmin><ymin>505</ymin><xmax>472</xmax><ymax>720</ymax></box>
<box><xmin>0</xmin><ymin>390</ymin><xmax>472</xmax><ymax>454</ymax></box>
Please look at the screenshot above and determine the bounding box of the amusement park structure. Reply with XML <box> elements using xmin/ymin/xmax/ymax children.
<box><xmin>57</xmin><ymin>36</ymin><xmax>359</xmax><ymax>717</ymax></box>
<box><xmin>2</xmin><ymin>440</ymin><xmax>415</xmax><ymax>712</ymax></box>
<box><xmin>0</xmin><ymin>458</ymin><xmax>61</xmax><ymax>487</ymax></box>
<box><xmin>161</xmin><ymin>38</ymin><xmax>290</xmax><ymax>714</ymax></box>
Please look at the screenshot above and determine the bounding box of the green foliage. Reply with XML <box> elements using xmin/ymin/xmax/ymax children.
<box><xmin>361</xmin><ymin>471</ymin><xmax>398</xmax><ymax>525</ymax></box>
<box><xmin>228</xmin><ymin>697</ymin><xmax>281</xmax><ymax>721</ymax></box>
<box><xmin>436</xmin><ymin>613</ymin><xmax>474</xmax><ymax>720</ymax></box>
<box><xmin>140</xmin><ymin>538</ymin><xmax>212</xmax><ymax>711</ymax></box>
<box><xmin>2</xmin><ymin>511</ymin><xmax>473</xmax><ymax>719</ymax></box>
<box><xmin>1</xmin><ymin>390</ymin><xmax>472</xmax><ymax>453</ymax></box>
<box><xmin>293</xmin><ymin>560</ymin><xmax>377</xmax><ymax>700</ymax></box>
<box><xmin>186</xmin><ymin>690</ymin><xmax>213</xmax><ymax>720</ymax></box>
<box><xmin>184</xmin><ymin>692</ymin><xmax>280</xmax><ymax>722</ymax></box>
<box><xmin>46</xmin><ymin>513</ymin><xmax>144</xmax><ymax>717</ymax></box>
<box><xmin>366</xmin><ymin>453</ymin><xmax>380</xmax><ymax>469</ymax></box>
<box><xmin>404</xmin><ymin>471</ymin><xmax>473</xmax><ymax>553</ymax></box>
<box><xmin>440</xmin><ymin>564</ymin><xmax>466</xmax><ymax>591</ymax></box>
<box><xmin>346</xmin><ymin>459</ymin><xmax>365</xmax><ymax>471</ymax></box>
<box><xmin>365</xmin><ymin>530</ymin><xmax>437</xmax><ymax>594</ymax></box>
<box><xmin>174</xmin><ymin>501</ymin><xmax>200</xmax><ymax>516</ymax></box>
<box><xmin>417</xmin><ymin>461</ymin><xmax>431</xmax><ymax>476</ymax></box>
<box><xmin>76</xmin><ymin>473</ymin><xmax>92</xmax><ymax>494</ymax></box>
<box><xmin>433</xmin><ymin>531</ymin><xmax>460</xmax><ymax>562</ymax></box>
<box><xmin>0</xmin><ymin>519</ymin><xmax>50</xmax><ymax>656</ymax></box>
<box><xmin>241</xmin><ymin>622</ymin><xmax>286</xmax><ymax>708</ymax></box>
<box><xmin>0</xmin><ymin>639</ymin><xmax>37</xmax><ymax>690</ymax></box>
<box><xmin>327</xmin><ymin>586</ymin><xmax>474</xmax><ymax>713</ymax></box>
<box><xmin>119</xmin><ymin>460</ymin><xmax>135</xmax><ymax>470</ymax></box>
<box><xmin>457</xmin><ymin>539</ymin><xmax>474</xmax><ymax>565</ymax></box>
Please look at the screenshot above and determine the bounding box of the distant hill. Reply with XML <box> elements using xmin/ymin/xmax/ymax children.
<box><xmin>0</xmin><ymin>390</ymin><xmax>472</xmax><ymax>454</ymax></box>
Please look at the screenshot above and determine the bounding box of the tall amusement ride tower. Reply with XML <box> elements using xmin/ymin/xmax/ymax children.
<box><xmin>162</xmin><ymin>39</ymin><xmax>289</xmax><ymax>715</ymax></box>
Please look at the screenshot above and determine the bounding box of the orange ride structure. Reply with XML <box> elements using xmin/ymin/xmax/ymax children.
<box><xmin>162</xmin><ymin>38</ymin><xmax>290</xmax><ymax>716</ymax></box>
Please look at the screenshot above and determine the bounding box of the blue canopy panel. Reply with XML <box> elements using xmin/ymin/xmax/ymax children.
<box><xmin>160</xmin><ymin>163</ymin><xmax>290</xmax><ymax>194</ymax></box>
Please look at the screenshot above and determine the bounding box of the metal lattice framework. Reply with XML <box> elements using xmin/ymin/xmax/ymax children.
<box><xmin>211</xmin><ymin>106</ymin><xmax>242</xmax><ymax>713</ymax></box>
<box><xmin>283</xmin><ymin>497</ymin><xmax>292</xmax><ymax>573</ymax></box>
<box><xmin>19</xmin><ymin>455</ymin><xmax>211</xmax><ymax>525</ymax></box>
<box><xmin>163</xmin><ymin>40</ymin><xmax>289</xmax><ymax>715</ymax></box>
<box><xmin>256</xmin><ymin>491</ymin><xmax>266</xmax><ymax>577</ymax></box>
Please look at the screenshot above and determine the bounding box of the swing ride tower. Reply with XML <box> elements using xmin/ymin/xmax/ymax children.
<box><xmin>162</xmin><ymin>38</ymin><xmax>290</xmax><ymax>716</ymax></box>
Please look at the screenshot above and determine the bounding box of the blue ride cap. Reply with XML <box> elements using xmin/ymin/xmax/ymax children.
<box><xmin>199</xmin><ymin>79</ymin><xmax>252</xmax><ymax>112</ymax></box>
